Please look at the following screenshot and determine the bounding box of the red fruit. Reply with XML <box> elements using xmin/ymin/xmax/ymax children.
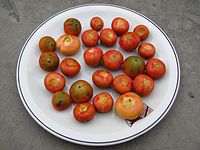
<box><xmin>111</xmin><ymin>17</ymin><xmax>129</xmax><ymax>36</ymax></box>
<box><xmin>81</xmin><ymin>29</ymin><xmax>99</xmax><ymax>47</ymax></box>
<box><xmin>73</xmin><ymin>103</ymin><xmax>95</xmax><ymax>122</ymax></box>
<box><xmin>90</xmin><ymin>17</ymin><xmax>104</xmax><ymax>31</ymax></box>
<box><xmin>44</xmin><ymin>72</ymin><xmax>66</xmax><ymax>93</ymax></box>
<box><xmin>112</xmin><ymin>74</ymin><xmax>133</xmax><ymax>94</ymax></box>
<box><xmin>83</xmin><ymin>47</ymin><xmax>103</xmax><ymax>67</ymax></box>
<box><xmin>60</xmin><ymin>58</ymin><xmax>80</xmax><ymax>77</ymax></box>
<box><xmin>100</xmin><ymin>28</ymin><xmax>117</xmax><ymax>47</ymax></box>
<box><xmin>119</xmin><ymin>32</ymin><xmax>140</xmax><ymax>52</ymax></box>
<box><xmin>133</xmin><ymin>25</ymin><xmax>149</xmax><ymax>41</ymax></box>
<box><xmin>102</xmin><ymin>50</ymin><xmax>123</xmax><ymax>71</ymax></box>
<box><xmin>138</xmin><ymin>43</ymin><xmax>156</xmax><ymax>59</ymax></box>
<box><xmin>146</xmin><ymin>58</ymin><xmax>166</xmax><ymax>79</ymax></box>
<box><xmin>92</xmin><ymin>70</ymin><xmax>113</xmax><ymax>88</ymax></box>
<box><xmin>93</xmin><ymin>92</ymin><xmax>114</xmax><ymax>112</ymax></box>
<box><xmin>133</xmin><ymin>74</ymin><xmax>154</xmax><ymax>96</ymax></box>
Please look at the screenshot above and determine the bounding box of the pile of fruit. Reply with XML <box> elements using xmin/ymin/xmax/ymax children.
<box><xmin>38</xmin><ymin>17</ymin><xmax>166</xmax><ymax>122</ymax></box>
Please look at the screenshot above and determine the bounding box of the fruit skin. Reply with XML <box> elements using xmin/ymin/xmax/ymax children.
<box><xmin>56</xmin><ymin>34</ymin><xmax>80</xmax><ymax>56</ymax></box>
<box><xmin>115</xmin><ymin>92</ymin><xmax>144</xmax><ymax>120</ymax></box>
<box><xmin>92</xmin><ymin>70</ymin><xmax>113</xmax><ymax>88</ymax></box>
<box><xmin>60</xmin><ymin>58</ymin><xmax>81</xmax><ymax>77</ymax></box>
<box><xmin>111</xmin><ymin>17</ymin><xmax>129</xmax><ymax>36</ymax></box>
<box><xmin>100</xmin><ymin>28</ymin><xmax>117</xmax><ymax>47</ymax></box>
<box><xmin>73</xmin><ymin>103</ymin><xmax>95</xmax><ymax>122</ymax></box>
<box><xmin>119</xmin><ymin>32</ymin><xmax>140</xmax><ymax>52</ymax></box>
<box><xmin>83</xmin><ymin>47</ymin><xmax>103</xmax><ymax>67</ymax></box>
<box><xmin>112</xmin><ymin>74</ymin><xmax>133</xmax><ymax>94</ymax></box>
<box><xmin>39</xmin><ymin>52</ymin><xmax>59</xmax><ymax>72</ymax></box>
<box><xmin>123</xmin><ymin>56</ymin><xmax>145</xmax><ymax>79</ymax></box>
<box><xmin>52</xmin><ymin>91</ymin><xmax>72</xmax><ymax>111</ymax></box>
<box><xmin>102</xmin><ymin>50</ymin><xmax>124</xmax><ymax>71</ymax></box>
<box><xmin>69</xmin><ymin>80</ymin><xmax>93</xmax><ymax>103</ymax></box>
<box><xmin>93</xmin><ymin>92</ymin><xmax>114</xmax><ymax>113</ymax></box>
<box><xmin>44</xmin><ymin>72</ymin><xmax>66</xmax><ymax>93</ymax></box>
<box><xmin>39</xmin><ymin>36</ymin><xmax>56</xmax><ymax>52</ymax></box>
<box><xmin>64</xmin><ymin>18</ymin><xmax>81</xmax><ymax>36</ymax></box>
<box><xmin>146</xmin><ymin>58</ymin><xmax>166</xmax><ymax>79</ymax></box>
<box><xmin>81</xmin><ymin>29</ymin><xmax>99</xmax><ymax>47</ymax></box>
<box><xmin>133</xmin><ymin>74</ymin><xmax>154</xmax><ymax>96</ymax></box>
<box><xmin>138</xmin><ymin>43</ymin><xmax>156</xmax><ymax>59</ymax></box>
<box><xmin>133</xmin><ymin>25</ymin><xmax>149</xmax><ymax>41</ymax></box>
<box><xmin>90</xmin><ymin>17</ymin><xmax>104</xmax><ymax>31</ymax></box>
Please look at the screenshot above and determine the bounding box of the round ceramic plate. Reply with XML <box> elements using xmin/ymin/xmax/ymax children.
<box><xmin>16</xmin><ymin>4</ymin><xmax>180</xmax><ymax>146</ymax></box>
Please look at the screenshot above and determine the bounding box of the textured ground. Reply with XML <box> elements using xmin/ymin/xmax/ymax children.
<box><xmin>0</xmin><ymin>0</ymin><xmax>200</xmax><ymax>149</ymax></box>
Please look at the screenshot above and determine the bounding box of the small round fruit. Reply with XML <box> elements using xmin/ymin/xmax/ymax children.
<box><xmin>83</xmin><ymin>47</ymin><xmax>103</xmax><ymax>67</ymax></box>
<box><xmin>60</xmin><ymin>58</ymin><xmax>80</xmax><ymax>77</ymax></box>
<box><xmin>73</xmin><ymin>103</ymin><xmax>95</xmax><ymax>122</ymax></box>
<box><xmin>92</xmin><ymin>70</ymin><xmax>113</xmax><ymax>88</ymax></box>
<box><xmin>133</xmin><ymin>74</ymin><xmax>154</xmax><ymax>96</ymax></box>
<box><xmin>39</xmin><ymin>52</ymin><xmax>59</xmax><ymax>72</ymax></box>
<box><xmin>90</xmin><ymin>17</ymin><xmax>104</xmax><ymax>31</ymax></box>
<box><xmin>112</xmin><ymin>74</ymin><xmax>132</xmax><ymax>94</ymax></box>
<box><xmin>69</xmin><ymin>80</ymin><xmax>93</xmax><ymax>103</ymax></box>
<box><xmin>44</xmin><ymin>72</ymin><xmax>66</xmax><ymax>93</ymax></box>
<box><xmin>52</xmin><ymin>91</ymin><xmax>72</xmax><ymax>111</ymax></box>
<box><xmin>93</xmin><ymin>92</ymin><xmax>114</xmax><ymax>113</ymax></box>
<box><xmin>81</xmin><ymin>29</ymin><xmax>99</xmax><ymax>47</ymax></box>
<box><xmin>100</xmin><ymin>28</ymin><xmax>117</xmax><ymax>47</ymax></box>
<box><xmin>64</xmin><ymin>18</ymin><xmax>81</xmax><ymax>36</ymax></box>
<box><xmin>146</xmin><ymin>58</ymin><xmax>166</xmax><ymax>79</ymax></box>
<box><xmin>115</xmin><ymin>92</ymin><xmax>144</xmax><ymax>120</ymax></box>
<box><xmin>133</xmin><ymin>25</ymin><xmax>149</xmax><ymax>41</ymax></box>
<box><xmin>138</xmin><ymin>43</ymin><xmax>156</xmax><ymax>59</ymax></box>
<box><xmin>119</xmin><ymin>32</ymin><xmax>140</xmax><ymax>52</ymax></box>
<box><xmin>123</xmin><ymin>56</ymin><xmax>145</xmax><ymax>79</ymax></box>
<box><xmin>102</xmin><ymin>50</ymin><xmax>123</xmax><ymax>71</ymax></box>
<box><xmin>39</xmin><ymin>36</ymin><xmax>56</xmax><ymax>52</ymax></box>
<box><xmin>56</xmin><ymin>34</ymin><xmax>80</xmax><ymax>55</ymax></box>
<box><xmin>111</xmin><ymin>17</ymin><xmax>129</xmax><ymax>36</ymax></box>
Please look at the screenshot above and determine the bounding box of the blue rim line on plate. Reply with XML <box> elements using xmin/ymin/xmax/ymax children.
<box><xmin>16</xmin><ymin>3</ymin><xmax>180</xmax><ymax>146</ymax></box>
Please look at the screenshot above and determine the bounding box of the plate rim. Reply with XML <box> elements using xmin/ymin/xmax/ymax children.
<box><xmin>16</xmin><ymin>3</ymin><xmax>180</xmax><ymax>146</ymax></box>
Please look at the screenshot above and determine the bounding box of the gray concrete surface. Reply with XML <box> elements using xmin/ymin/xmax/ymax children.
<box><xmin>0</xmin><ymin>0</ymin><xmax>200</xmax><ymax>149</ymax></box>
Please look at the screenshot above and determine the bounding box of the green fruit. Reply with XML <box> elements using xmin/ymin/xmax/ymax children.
<box><xmin>69</xmin><ymin>80</ymin><xmax>93</xmax><ymax>103</ymax></box>
<box><xmin>52</xmin><ymin>91</ymin><xmax>72</xmax><ymax>111</ymax></box>
<box><xmin>39</xmin><ymin>52</ymin><xmax>59</xmax><ymax>72</ymax></box>
<box><xmin>123</xmin><ymin>56</ymin><xmax>145</xmax><ymax>79</ymax></box>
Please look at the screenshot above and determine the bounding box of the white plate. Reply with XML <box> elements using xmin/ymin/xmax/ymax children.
<box><xmin>16</xmin><ymin>4</ymin><xmax>180</xmax><ymax>146</ymax></box>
